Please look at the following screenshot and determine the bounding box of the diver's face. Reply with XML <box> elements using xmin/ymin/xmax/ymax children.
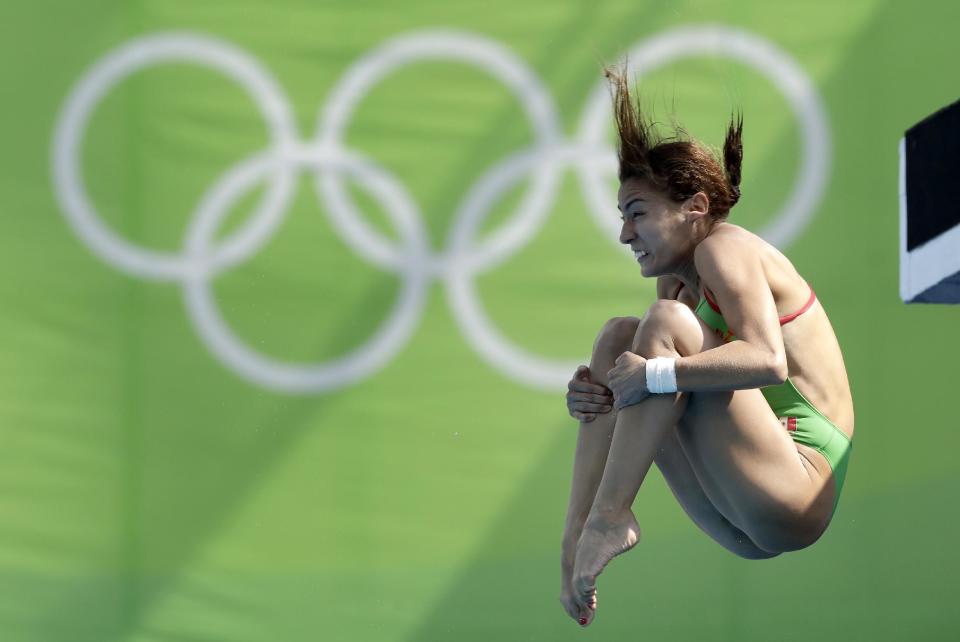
<box><xmin>617</xmin><ymin>177</ymin><xmax>691</xmax><ymax>278</ymax></box>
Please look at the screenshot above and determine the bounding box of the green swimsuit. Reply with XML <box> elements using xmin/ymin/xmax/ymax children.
<box><xmin>694</xmin><ymin>284</ymin><xmax>852</xmax><ymax>513</ymax></box>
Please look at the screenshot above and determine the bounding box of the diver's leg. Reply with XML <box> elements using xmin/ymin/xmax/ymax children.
<box><xmin>560</xmin><ymin>316</ymin><xmax>638</xmax><ymax>624</ymax></box>
<box><xmin>570</xmin><ymin>399</ymin><xmax>680</xmax><ymax>623</ymax></box>
<box><xmin>570</xmin><ymin>301</ymin><xmax>697</xmax><ymax>620</ymax></box>
<box><xmin>561</xmin><ymin>317</ymin><xmax>640</xmax><ymax>545</ymax></box>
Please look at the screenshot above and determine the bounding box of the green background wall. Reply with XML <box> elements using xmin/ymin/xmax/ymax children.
<box><xmin>1</xmin><ymin>1</ymin><xmax>958</xmax><ymax>640</ymax></box>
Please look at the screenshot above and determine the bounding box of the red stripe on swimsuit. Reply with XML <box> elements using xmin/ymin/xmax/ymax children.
<box><xmin>703</xmin><ymin>283</ymin><xmax>817</xmax><ymax>326</ymax></box>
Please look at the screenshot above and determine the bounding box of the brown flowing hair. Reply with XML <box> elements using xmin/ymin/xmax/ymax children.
<box><xmin>606</xmin><ymin>66</ymin><xmax>743</xmax><ymax>223</ymax></box>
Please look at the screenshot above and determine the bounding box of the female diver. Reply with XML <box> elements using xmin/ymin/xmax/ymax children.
<box><xmin>559</xmin><ymin>70</ymin><xmax>854</xmax><ymax>627</ymax></box>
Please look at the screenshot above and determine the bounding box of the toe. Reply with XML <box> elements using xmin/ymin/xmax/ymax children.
<box><xmin>577</xmin><ymin>603</ymin><xmax>595</xmax><ymax>627</ymax></box>
<box><xmin>572</xmin><ymin>581</ymin><xmax>598</xmax><ymax>622</ymax></box>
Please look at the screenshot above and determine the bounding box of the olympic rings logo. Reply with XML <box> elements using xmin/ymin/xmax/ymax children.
<box><xmin>51</xmin><ymin>25</ymin><xmax>830</xmax><ymax>394</ymax></box>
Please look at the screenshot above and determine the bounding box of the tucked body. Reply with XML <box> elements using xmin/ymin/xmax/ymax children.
<box><xmin>559</xmin><ymin>68</ymin><xmax>855</xmax><ymax>628</ymax></box>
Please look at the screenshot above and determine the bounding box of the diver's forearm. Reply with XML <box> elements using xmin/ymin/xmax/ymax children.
<box><xmin>675</xmin><ymin>341</ymin><xmax>785</xmax><ymax>391</ymax></box>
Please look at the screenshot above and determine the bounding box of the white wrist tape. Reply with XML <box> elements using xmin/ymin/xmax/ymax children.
<box><xmin>645</xmin><ymin>357</ymin><xmax>678</xmax><ymax>394</ymax></box>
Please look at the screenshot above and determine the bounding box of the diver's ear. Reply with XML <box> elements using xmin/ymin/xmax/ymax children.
<box><xmin>685</xmin><ymin>191</ymin><xmax>710</xmax><ymax>222</ymax></box>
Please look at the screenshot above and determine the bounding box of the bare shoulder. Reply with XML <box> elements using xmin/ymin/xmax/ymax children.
<box><xmin>697</xmin><ymin>223</ymin><xmax>810</xmax><ymax>311</ymax></box>
<box><xmin>693</xmin><ymin>223</ymin><xmax>763</xmax><ymax>278</ymax></box>
<box><xmin>696</xmin><ymin>222</ymin><xmax>760</xmax><ymax>255</ymax></box>
<box><xmin>698</xmin><ymin>223</ymin><xmax>798</xmax><ymax>271</ymax></box>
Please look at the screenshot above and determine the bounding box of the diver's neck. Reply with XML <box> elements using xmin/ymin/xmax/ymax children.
<box><xmin>668</xmin><ymin>220</ymin><xmax>718</xmax><ymax>298</ymax></box>
<box><xmin>670</xmin><ymin>262</ymin><xmax>701</xmax><ymax>299</ymax></box>
<box><xmin>671</xmin><ymin>221</ymin><xmax>716</xmax><ymax>297</ymax></box>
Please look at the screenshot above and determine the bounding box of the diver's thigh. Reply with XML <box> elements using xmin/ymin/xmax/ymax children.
<box><xmin>678</xmin><ymin>388</ymin><xmax>834</xmax><ymax>545</ymax></box>
<box><xmin>656</xmin><ymin>424</ymin><xmax>778</xmax><ymax>558</ymax></box>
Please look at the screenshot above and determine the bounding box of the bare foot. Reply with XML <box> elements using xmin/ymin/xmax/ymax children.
<box><xmin>560</xmin><ymin>547</ymin><xmax>594</xmax><ymax>627</ymax></box>
<box><xmin>571</xmin><ymin>509</ymin><xmax>641</xmax><ymax>624</ymax></box>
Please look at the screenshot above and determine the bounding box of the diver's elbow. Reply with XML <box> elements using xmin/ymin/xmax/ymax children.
<box><xmin>767</xmin><ymin>355</ymin><xmax>788</xmax><ymax>385</ymax></box>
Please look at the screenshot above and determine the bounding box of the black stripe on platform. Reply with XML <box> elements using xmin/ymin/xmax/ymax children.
<box><xmin>905</xmin><ymin>97</ymin><xmax>960</xmax><ymax>251</ymax></box>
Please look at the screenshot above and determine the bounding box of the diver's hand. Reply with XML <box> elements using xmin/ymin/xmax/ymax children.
<box><xmin>566</xmin><ymin>366</ymin><xmax>614</xmax><ymax>423</ymax></box>
<box><xmin>607</xmin><ymin>352</ymin><xmax>650</xmax><ymax>410</ymax></box>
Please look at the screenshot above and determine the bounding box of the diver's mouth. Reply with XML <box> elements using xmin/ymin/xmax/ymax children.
<box><xmin>633</xmin><ymin>249</ymin><xmax>650</xmax><ymax>263</ymax></box>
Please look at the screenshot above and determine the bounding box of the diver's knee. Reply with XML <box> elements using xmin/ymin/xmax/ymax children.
<box><xmin>632</xmin><ymin>300</ymin><xmax>699</xmax><ymax>355</ymax></box>
<box><xmin>593</xmin><ymin>316</ymin><xmax>640</xmax><ymax>360</ymax></box>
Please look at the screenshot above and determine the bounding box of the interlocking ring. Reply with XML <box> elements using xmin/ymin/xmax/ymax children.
<box><xmin>51</xmin><ymin>26</ymin><xmax>830</xmax><ymax>393</ymax></box>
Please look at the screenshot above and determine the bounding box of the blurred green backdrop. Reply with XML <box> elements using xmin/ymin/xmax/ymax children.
<box><xmin>1</xmin><ymin>0</ymin><xmax>958</xmax><ymax>640</ymax></box>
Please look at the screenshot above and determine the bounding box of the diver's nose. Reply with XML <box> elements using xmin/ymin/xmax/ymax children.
<box><xmin>619</xmin><ymin>219</ymin><xmax>634</xmax><ymax>245</ymax></box>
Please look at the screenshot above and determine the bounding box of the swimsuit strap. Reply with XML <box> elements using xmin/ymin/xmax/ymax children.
<box><xmin>779</xmin><ymin>284</ymin><xmax>817</xmax><ymax>324</ymax></box>
<box><xmin>703</xmin><ymin>282</ymin><xmax>817</xmax><ymax>327</ymax></box>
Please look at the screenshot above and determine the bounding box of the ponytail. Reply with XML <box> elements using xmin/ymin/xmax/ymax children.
<box><xmin>723</xmin><ymin>112</ymin><xmax>744</xmax><ymax>207</ymax></box>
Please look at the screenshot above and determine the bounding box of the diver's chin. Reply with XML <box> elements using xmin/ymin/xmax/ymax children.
<box><xmin>638</xmin><ymin>257</ymin><xmax>655</xmax><ymax>278</ymax></box>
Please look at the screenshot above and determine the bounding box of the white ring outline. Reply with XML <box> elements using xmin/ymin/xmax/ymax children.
<box><xmin>52</xmin><ymin>33</ymin><xmax>300</xmax><ymax>281</ymax></box>
<box><xmin>182</xmin><ymin>144</ymin><xmax>429</xmax><ymax>393</ymax></box>
<box><xmin>314</xmin><ymin>30</ymin><xmax>564</xmax><ymax>277</ymax></box>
